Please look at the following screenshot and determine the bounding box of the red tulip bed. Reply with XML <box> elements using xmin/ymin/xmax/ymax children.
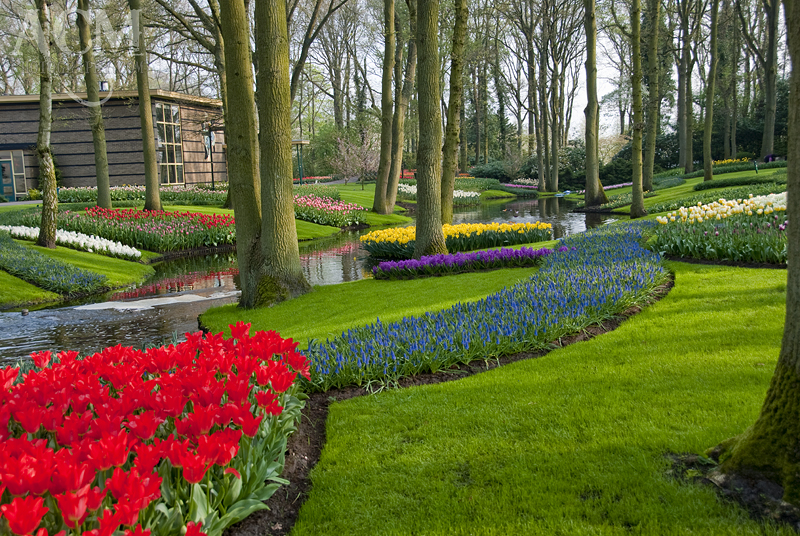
<box><xmin>0</xmin><ymin>323</ymin><xmax>309</xmax><ymax>536</ymax></box>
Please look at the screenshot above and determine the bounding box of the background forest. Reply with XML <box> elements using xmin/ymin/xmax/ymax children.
<box><xmin>0</xmin><ymin>0</ymin><xmax>789</xmax><ymax>191</ymax></box>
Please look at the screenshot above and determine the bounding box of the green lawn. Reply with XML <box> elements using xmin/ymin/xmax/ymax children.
<box><xmin>0</xmin><ymin>202</ymin><xmax>41</xmax><ymax>214</ymax></box>
<box><xmin>480</xmin><ymin>189</ymin><xmax>517</xmax><ymax>199</ymax></box>
<box><xmin>336</xmin><ymin>184</ymin><xmax>414</xmax><ymax>226</ymax></box>
<box><xmin>200</xmin><ymin>266</ymin><xmax>540</xmax><ymax>345</ymax></box>
<box><xmin>0</xmin><ymin>270</ymin><xmax>59</xmax><ymax>309</ymax></box>
<box><xmin>291</xmin><ymin>262</ymin><xmax>790</xmax><ymax>535</ymax></box>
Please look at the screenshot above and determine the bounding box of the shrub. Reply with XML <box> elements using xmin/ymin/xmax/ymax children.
<box><xmin>360</xmin><ymin>222</ymin><xmax>553</xmax><ymax>260</ymax></box>
<box><xmin>469</xmin><ymin>161</ymin><xmax>518</xmax><ymax>183</ymax></box>
<box><xmin>0</xmin><ymin>323</ymin><xmax>308</xmax><ymax>536</ymax></box>
<box><xmin>453</xmin><ymin>177</ymin><xmax>502</xmax><ymax>191</ymax></box>
<box><xmin>307</xmin><ymin>224</ymin><xmax>667</xmax><ymax>391</ymax></box>
<box><xmin>25</xmin><ymin>188</ymin><xmax>42</xmax><ymax>201</ymax></box>
<box><xmin>0</xmin><ymin>232</ymin><xmax>107</xmax><ymax>294</ymax></box>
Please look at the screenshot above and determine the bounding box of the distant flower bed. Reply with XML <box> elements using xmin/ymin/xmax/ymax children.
<box><xmin>454</xmin><ymin>177</ymin><xmax>502</xmax><ymax>191</ymax></box>
<box><xmin>52</xmin><ymin>185</ymin><xmax>228</xmax><ymax>206</ymax></box>
<box><xmin>293</xmin><ymin>176</ymin><xmax>336</xmax><ymax>183</ymax></box>
<box><xmin>294</xmin><ymin>194</ymin><xmax>366</xmax><ymax>227</ymax></box>
<box><xmin>653</xmin><ymin>193</ymin><xmax>787</xmax><ymax>264</ymax></box>
<box><xmin>397</xmin><ymin>184</ymin><xmax>480</xmax><ymax>205</ymax></box>
<box><xmin>0</xmin><ymin>224</ymin><xmax>141</xmax><ymax>260</ymax></box>
<box><xmin>502</xmin><ymin>184</ymin><xmax>538</xmax><ymax>190</ymax></box>
<box><xmin>0</xmin><ymin>323</ymin><xmax>308</xmax><ymax>536</ymax></box>
<box><xmin>307</xmin><ymin>224</ymin><xmax>667</xmax><ymax>391</ymax></box>
<box><xmin>648</xmin><ymin>183</ymin><xmax>787</xmax><ymax>214</ymax></box>
<box><xmin>293</xmin><ymin>184</ymin><xmax>340</xmax><ymax>200</ymax></box>
<box><xmin>713</xmin><ymin>157</ymin><xmax>749</xmax><ymax>166</ymax></box>
<box><xmin>360</xmin><ymin>222</ymin><xmax>553</xmax><ymax>260</ymax></box>
<box><xmin>511</xmin><ymin>178</ymin><xmax>537</xmax><ymax>186</ymax></box>
<box><xmin>14</xmin><ymin>207</ymin><xmax>236</xmax><ymax>253</ymax></box>
<box><xmin>373</xmin><ymin>246</ymin><xmax>559</xmax><ymax>280</ymax></box>
<box><xmin>0</xmin><ymin>232</ymin><xmax>107</xmax><ymax>294</ymax></box>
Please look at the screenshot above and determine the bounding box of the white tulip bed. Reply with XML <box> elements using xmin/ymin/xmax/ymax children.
<box><xmin>0</xmin><ymin>225</ymin><xmax>142</xmax><ymax>260</ymax></box>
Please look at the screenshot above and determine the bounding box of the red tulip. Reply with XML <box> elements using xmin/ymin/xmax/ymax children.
<box><xmin>55</xmin><ymin>484</ymin><xmax>91</xmax><ymax>529</ymax></box>
<box><xmin>185</xmin><ymin>521</ymin><xmax>208</xmax><ymax>536</ymax></box>
<box><xmin>0</xmin><ymin>495</ymin><xmax>48</xmax><ymax>535</ymax></box>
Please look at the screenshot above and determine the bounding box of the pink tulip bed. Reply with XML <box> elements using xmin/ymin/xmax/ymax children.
<box><xmin>293</xmin><ymin>194</ymin><xmax>367</xmax><ymax>227</ymax></box>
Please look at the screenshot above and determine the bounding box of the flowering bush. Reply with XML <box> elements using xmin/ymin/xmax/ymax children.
<box><xmin>13</xmin><ymin>208</ymin><xmax>236</xmax><ymax>253</ymax></box>
<box><xmin>0</xmin><ymin>323</ymin><xmax>308</xmax><ymax>536</ymax></box>
<box><xmin>652</xmin><ymin>193</ymin><xmax>788</xmax><ymax>264</ymax></box>
<box><xmin>293</xmin><ymin>195</ymin><xmax>366</xmax><ymax>227</ymax></box>
<box><xmin>0</xmin><ymin>225</ymin><xmax>141</xmax><ymax>260</ymax></box>
<box><xmin>372</xmin><ymin>246</ymin><xmax>559</xmax><ymax>280</ymax></box>
<box><xmin>0</xmin><ymin>232</ymin><xmax>107</xmax><ymax>294</ymax></box>
<box><xmin>309</xmin><ymin>224</ymin><xmax>667</xmax><ymax>391</ymax></box>
<box><xmin>397</xmin><ymin>184</ymin><xmax>480</xmax><ymax>205</ymax></box>
<box><xmin>360</xmin><ymin>222</ymin><xmax>553</xmax><ymax>259</ymax></box>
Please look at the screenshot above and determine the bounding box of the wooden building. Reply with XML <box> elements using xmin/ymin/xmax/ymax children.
<box><xmin>0</xmin><ymin>90</ymin><xmax>227</xmax><ymax>201</ymax></box>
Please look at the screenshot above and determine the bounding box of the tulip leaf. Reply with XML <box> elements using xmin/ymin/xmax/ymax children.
<box><xmin>189</xmin><ymin>483</ymin><xmax>209</xmax><ymax>523</ymax></box>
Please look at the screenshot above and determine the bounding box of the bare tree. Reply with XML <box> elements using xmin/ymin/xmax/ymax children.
<box><xmin>35</xmin><ymin>0</ymin><xmax>57</xmax><ymax>248</ymax></box>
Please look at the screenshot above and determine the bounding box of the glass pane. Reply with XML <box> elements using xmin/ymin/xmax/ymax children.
<box><xmin>1</xmin><ymin>162</ymin><xmax>10</xmax><ymax>180</ymax></box>
<box><xmin>171</xmin><ymin>105</ymin><xmax>180</xmax><ymax>123</ymax></box>
<box><xmin>0</xmin><ymin>151</ymin><xmax>10</xmax><ymax>160</ymax></box>
<box><xmin>156</xmin><ymin>123</ymin><xmax>165</xmax><ymax>143</ymax></box>
<box><xmin>3</xmin><ymin>186</ymin><xmax>13</xmax><ymax>196</ymax></box>
<box><xmin>167</xmin><ymin>146</ymin><xmax>175</xmax><ymax>164</ymax></box>
<box><xmin>12</xmin><ymin>152</ymin><xmax>23</xmax><ymax>175</ymax></box>
<box><xmin>174</xmin><ymin>146</ymin><xmax>182</xmax><ymax>164</ymax></box>
<box><xmin>175</xmin><ymin>165</ymin><xmax>184</xmax><ymax>183</ymax></box>
<box><xmin>169</xmin><ymin>166</ymin><xmax>176</xmax><ymax>184</ymax></box>
<box><xmin>160</xmin><ymin>165</ymin><xmax>169</xmax><ymax>184</ymax></box>
<box><xmin>166</xmin><ymin>125</ymin><xmax>174</xmax><ymax>144</ymax></box>
<box><xmin>173</xmin><ymin>124</ymin><xmax>182</xmax><ymax>144</ymax></box>
<box><xmin>155</xmin><ymin>103</ymin><xmax>163</xmax><ymax>121</ymax></box>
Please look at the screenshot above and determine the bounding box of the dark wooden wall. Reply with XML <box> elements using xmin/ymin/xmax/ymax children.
<box><xmin>0</xmin><ymin>96</ymin><xmax>226</xmax><ymax>189</ymax></box>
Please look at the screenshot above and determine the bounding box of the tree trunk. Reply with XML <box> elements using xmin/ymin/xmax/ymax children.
<box><xmin>704</xmin><ymin>0</ymin><xmax>721</xmax><ymax>182</ymax></box>
<box><xmin>413</xmin><ymin>0</ymin><xmax>447</xmax><ymax>258</ymax></box>
<box><xmin>685</xmin><ymin>72</ymin><xmax>694</xmax><ymax>172</ymax></box>
<box><xmin>583</xmin><ymin>0</ymin><xmax>608</xmax><ymax>207</ymax></box>
<box><xmin>630</xmin><ymin>0</ymin><xmax>646</xmax><ymax>219</ymax></box>
<box><xmin>677</xmin><ymin>7</ymin><xmax>688</xmax><ymax>171</ymax></box>
<box><xmin>78</xmin><ymin>0</ymin><xmax>111</xmax><ymax>209</ymax></box>
<box><xmin>219</xmin><ymin>0</ymin><xmax>264</xmax><ymax>308</ymax></box>
<box><xmin>35</xmin><ymin>0</ymin><xmax>57</xmax><ymax>249</ymax></box>
<box><xmin>459</xmin><ymin>95</ymin><xmax>467</xmax><ymax>172</ymax></box>
<box><xmin>441</xmin><ymin>0</ymin><xmax>467</xmax><ymax>224</ymax></box>
<box><xmin>372</xmin><ymin>0</ymin><xmax>395</xmax><ymax>213</ymax></box>
<box><xmin>713</xmin><ymin>2</ymin><xmax>799</xmax><ymax>500</ymax></box>
<box><xmin>761</xmin><ymin>0</ymin><xmax>779</xmax><ymax>158</ymax></box>
<box><xmin>385</xmin><ymin>2</ymin><xmax>417</xmax><ymax>211</ymax></box>
<box><xmin>255</xmin><ymin>0</ymin><xmax>312</xmax><ymax>303</ymax></box>
<box><xmin>129</xmin><ymin>0</ymin><xmax>161</xmax><ymax>211</ymax></box>
<box><xmin>642</xmin><ymin>0</ymin><xmax>660</xmax><ymax>192</ymax></box>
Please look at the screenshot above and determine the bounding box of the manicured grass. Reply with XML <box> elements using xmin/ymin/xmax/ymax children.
<box><xmin>0</xmin><ymin>270</ymin><xmax>59</xmax><ymax>309</ymax></box>
<box><xmin>0</xmin><ymin>203</ymin><xmax>41</xmax><ymax>214</ymax></box>
<box><xmin>335</xmin><ymin>184</ymin><xmax>414</xmax><ymax>226</ymax></box>
<box><xmin>291</xmin><ymin>262</ymin><xmax>790</xmax><ymax>535</ymax></box>
<box><xmin>200</xmin><ymin>266</ymin><xmax>540</xmax><ymax>346</ymax></box>
<box><xmin>480</xmin><ymin>189</ymin><xmax>516</xmax><ymax>199</ymax></box>
<box><xmin>18</xmin><ymin>240</ymin><xmax>155</xmax><ymax>288</ymax></box>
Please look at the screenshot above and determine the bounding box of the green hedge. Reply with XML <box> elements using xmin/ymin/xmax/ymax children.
<box><xmin>693</xmin><ymin>173</ymin><xmax>787</xmax><ymax>191</ymax></box>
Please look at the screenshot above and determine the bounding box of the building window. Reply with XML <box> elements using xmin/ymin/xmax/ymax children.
<box><xmin>155</xmin><ymin>102</ymin><xmax>184</xmax><ymax>185</ymax></box>
<box><xmin>0</xmin><ymin>150</ymin><xmax>27</xmax><ymax>199</ymax></box>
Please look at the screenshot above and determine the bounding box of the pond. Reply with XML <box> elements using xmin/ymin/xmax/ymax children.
<box><xmin>0</xmin><ymin>197</ymin><xmax>617</xmax><ymax>363</ymax></box>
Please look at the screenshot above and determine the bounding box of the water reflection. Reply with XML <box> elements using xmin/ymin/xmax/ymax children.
<box><xmin>1</xmin><ymin>196</ymin><xmax>617</xmax><ymax>362</ymax></box>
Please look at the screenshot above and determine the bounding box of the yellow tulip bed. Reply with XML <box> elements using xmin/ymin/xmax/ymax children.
<box><xmin>652</xmin><ymin>192</ymin><xmax>788</xmax><ymax>264</ymax></box>
<box><xmin>360</xmin><ymin>221</ymin><xmax>553</xmax><ymax>259</ymax></box>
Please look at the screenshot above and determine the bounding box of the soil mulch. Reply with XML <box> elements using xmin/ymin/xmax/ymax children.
<box><xmin>225</xmin><ymin>277</ymin><xmax>675</xmax><ymax>536</ymax></box>
<box><xmin>664</xmin><ymin>255</ymin><xmax>787</xmax><ymax>270</ymax></box>
<box><xmin>667</xmin><ymin>453</ymin><xmax>800</xmax><ymax>531</ymax></box>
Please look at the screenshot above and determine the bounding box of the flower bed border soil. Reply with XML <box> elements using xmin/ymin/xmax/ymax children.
<box><xmin>224</xmin><ymin>276</ymin><xmax>675</xmax><ymax>536</ymax></box>
<box><xmin>664</xmin><ymin>255</ymin><xmax>787</xmax><ymax>270</ymax></box>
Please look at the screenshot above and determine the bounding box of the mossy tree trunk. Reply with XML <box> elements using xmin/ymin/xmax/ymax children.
<box><xmin>219</xmin><ymin>0</ymin><xmax>264</xmax><ymax>308</ymax></box>
<box><xmin>78</xmin><ymin>0</ymin><xmax>111</xmax><ymax>209</ymax></box>
<box><xmin>713</xmin><ymin>0</ymin><xmax>800</xmax><ymax>505</ymax></box>
<box><xmin>385</xmin><ymin>3</ymin><xmax>417</xmax><ymax>210</ymax></box>
<box><xmin>35</xmin><ymin>0</ymin><xmax>57</xmax><ymax>249</ymax></box>
<box><xmin>254</xmin><ymin>0</ymin><xmax>312</xmax><ymax>303</ymax></box>
<box><xmin>440</xmin><ymin>0</ymin><xmax>467</xmax><ymax>224</ymax></box>
<box><xmin>629</xmin><ymin>0</ymin><xmax>646</xmax><ymax>219</ymax></box>
<box><xmin>413</xmin><ymin>0</ymin><xmax>446</xmax><ymax>259</ymax></box>
<box><xmin>583</xmin><ymin>0</ymin><xmax>608</xmax><ymax>208</ymax></box>
<box><xmin>642</xmin><ymin>0</ymin><xmax>660</xmax><ymax>192</ymax></box>
<box><xmin>372</xmin><ymin>0</ymin><xmax>395</xmax><ymax>214</ymax></box>
<box><xmin>129</xmin><ymin>0</ymin><xmax>161</xmax><ymax>211</ymax></box>
<box><xmin>703</xmin><ymin>0</ymin><xmax>720</xmax><ymax>182</ymax></box>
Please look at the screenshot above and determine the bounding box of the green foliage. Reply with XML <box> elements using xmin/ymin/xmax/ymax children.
<box><xmin>693</xmin><ymin>173</ymin><xmax>787</xmax><ymax>191</ymax></box>
<box><xmin>25</xmin><ymin>188</ymin><xmax>42</xmax><ymax>200</ymax></box>
<box><xmin>453</xmin><ymin>177</ymin><xmax>502</xmax><ymax>191</ymax></box>
<box><xmin>293</xmin><ymin>184</ymin><xmax>341</xmax><ymax>200</ymax></box>
<box><xmin>576</xmin><ymin>190</ymin><xmax>658</xmax><ymax>210</ymax></box>
<box><xmin>469</xmin><ymin>161</ymin><xmax>519</xmax><ymax>182</ymax></box>
<box><xmin>683</xmin><ymin>160</ymin><xmax>786</xmax><ymax>179</ymax></box>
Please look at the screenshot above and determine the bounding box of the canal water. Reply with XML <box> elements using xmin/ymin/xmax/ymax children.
<box><xmin>0</xmin><ymin>197</ymin><xmax>616</xmax><ymax>363</ymax></box>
